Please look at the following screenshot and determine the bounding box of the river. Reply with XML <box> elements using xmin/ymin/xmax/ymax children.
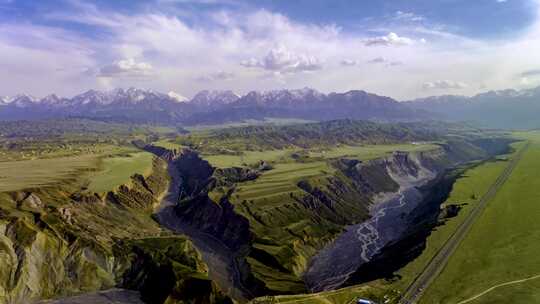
<box><xmin>304</xmin><ymin>186</ymin><xmax>425</xmax><ymax>292</ymax></box>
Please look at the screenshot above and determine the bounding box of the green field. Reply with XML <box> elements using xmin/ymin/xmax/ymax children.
<box><xmin>232</xmin><ymin>161</ymin><xmax>332</xmax><ymax>203</ymax></box>
<box><xmin>185</xmin><ymin>118</ymin><xmax>315</xmax><ymax>131</ymax></box>
<box><xmin>307</xmin><ymin>143</ymin><xmax>439</xmax><ymax>159</ymax></box>
<box><xmin>87</xmin><ymin>152</ymin><xmax>154</xmax><ymax>193</ymax></box>
<box><xmin>419</xmin><ymin>134</ymin><xmax>540</xmax><ymax>303</ymax></box>
<box><xmin>204</xmin><ymin>148</ymin><xmax>296</xmax><ymax>168</ymax></box>
<box><xmin>386</xmin><ymin>156</ymin><xmax>511</xmax><ymax>293</ymax></box>
<box><xmin>153</xmin><ymin>139</ymin><xmax>186</xmax><ymax>150</ymax></box>
<box><xmin>228</xmin><ymin>143</ymin><xmax>438</xmax><ymax>208</ymax></box>
<box><xmin>0</xmin><ymin>145</ymin><xmax>155</xmax><ymax>193</ymax></box>
<box><xmin>203</xmin><ymin>143</ymin><xmax>438</xmax><ymax>168</ymax></box>
<box><xmin>0</xmin><ymin>154</ymin><xmax>99</xmax><ymax>192</ymax></box>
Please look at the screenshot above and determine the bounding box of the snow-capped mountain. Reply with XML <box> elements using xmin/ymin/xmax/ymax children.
<box><xmin>40</xmin><ymin>94</ymin><xmax>71</xmax><ymax>107</ymax></box>
<box><xmin>190</xmin><ymin>90</ymin><xmax>240</xmax><ymax>108</ymax></box>
<box><xmin>0</xmin><ymin>87</ymin><xmax>428</xmax><ymax>124</ymax></box>
<box><xmin>236</xmin><ymin>88</ymin><xmax>325</xmax><ymax>107</ymax></box>
<box><xmin>70</xmin><ymin>90</ymin><xmax>116</xmax><ymax>106</ymax></box>
<box><xmin>70</xmin><ymin>88</ymin><xmax>170</xmax><ymax>106</ymax></box>
<box><xmin>186</xmin><ymin>88</ymin><xmax>426</xmax><ymax>125</ymax></box>
<box><xmin>168</xmin><ymin>91</ymin><xmax>189</xmax><ymax>102</ymax></box>
<box><xmin>405</xmin><ymin>86</ymin><xmax>540</xmax><ymax>128</ymax></box>
<box><xmin>8</xmin><ymin>94</ymin><xmax>39</xmax><ymax>108</ymax></box>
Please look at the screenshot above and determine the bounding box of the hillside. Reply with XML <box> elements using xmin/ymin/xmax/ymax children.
<box><xmin>172</xmin><ymin>120</ymin><xmax>482</xmax><ymax>150</ymax></box>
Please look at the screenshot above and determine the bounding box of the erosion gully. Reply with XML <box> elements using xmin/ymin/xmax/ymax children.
<box><xmin>150</xmin><ymin>146</ymin><xmax>470</xmax><ymax>300</ymax></box>
<box><xmin>153</xmin><ymin>149</ymin><xmax>255</xmax><ymax>303</ymax></box>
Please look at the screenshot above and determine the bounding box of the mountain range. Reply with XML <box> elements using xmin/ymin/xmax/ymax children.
<box><xmin>406</xmin><ymin>86</ymin><xmax>540</xmax><ymax>129</ymax></box>
<box><xmin>0</xmin><ymin>87</ymin><xmax>427</xmax><ymax>125</ymax></box>
<box><xmin>3</xmin><ymin>86</ymin><xmax>540</xmax><ymax>128</ymax></box>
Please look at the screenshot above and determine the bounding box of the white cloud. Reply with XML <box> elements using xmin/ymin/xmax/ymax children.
<box><xmin>520</xmin><ymin>77</ymin><xmax>531</xmax><ymax>85</ymax></box>
<box><xmin>366</xmin><ymin>57</ymin><xmax>403</xmax><ymax>67</ymax></box>
<box><xmin>98</xmin><ymin>58</ymin><xmax>153</xmax><ymax>77</ymax></box>
<box><xmin>0</xmin><ymin>23</ymin><xmax>96</xmax><ymax>96</ymax></box>
<box><xmin>241</xmin><ymin>45</ymin><xmax>322</xmax><ymax>73</ymax></box>
<box><xmin>394</xmin><ymin>11</ymin><xmax>425</xmax><ymax>22</ymax></box>
<box><xmin>422</xmin><ymin>80</ymin><xmax>468</xmax><ymax>90</ymax></box>
<box><xmin>367</xmin><ymin>57</ymin><xmax>386</xmax><ymax>64</ymax></box>
<box><xmin>364</xmin><ymin>32</ymin><xmax>414</xmax><ymax>46</ymax></box>
<box><xmin>2</xmin><ymin>0</ymin><xmax>540</xmax><ymax>99</ymax></box>
<box><xmin>520</xmin><ymin>69</ymin><xmax>540</xmax><ymax>77</ymax></box>
<box><xmin>388</xmin><ymin>61</ymin><xmax>404</xmax><ymax>67</ymax></box>
<box><xmin>340</xmin><ymin>59</ymin><xmax>358</xmax><ymax>66</ymax></box>
<box><xmin>196</xmin><ymin>70</ymin><xmax>235</xmax><ymax>81</ymax></box>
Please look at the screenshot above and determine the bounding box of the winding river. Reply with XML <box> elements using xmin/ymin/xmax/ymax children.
<box><xmin>304</xmin><ymin>186</ymin><xmax>425</xmax><ymax>292</ymax></box>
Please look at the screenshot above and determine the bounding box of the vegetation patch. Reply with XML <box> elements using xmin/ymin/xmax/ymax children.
<box><xmin>87</xmin><ymin>152</ymin><xmax>154</xmax><ymax>193</ymax></box>
<box><xmin>419</xmin><ymin>136</ymin><xmax>540</xmax><ymax>303</ymax></box>
<box><xmin>0</xmin><ymin>155</ymin><xmax>99</xmax><ymax>192</ymax></box>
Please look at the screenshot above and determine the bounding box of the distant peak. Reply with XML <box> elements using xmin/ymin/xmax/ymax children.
<box><xmin>168</xmin><ymin>91</ymin><xmax>188</xmax><ymax>102</ymax></box>
<box><xmin>13</xmin><ymin>94</ymin><xmax>38</xmax><ymax>101</ymax></box>
<box><xmin>191</xmin><ymin>90</ymin><xmax>240</xmax><ymax>105</ymax></box>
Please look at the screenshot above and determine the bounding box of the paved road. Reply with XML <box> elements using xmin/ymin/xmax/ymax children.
<box><xmin>399</xmin><ymin>143</ymin><xmax>529</xmax><ymax>304</ymax></box>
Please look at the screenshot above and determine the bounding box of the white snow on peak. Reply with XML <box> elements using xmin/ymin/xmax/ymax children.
<box><xmin>191</xmin><ymin>90</ymin><xmax>239</xmax><ymax>105</ymax></box>
<box><xmin>168</xmin><ymin>91</ymin><xmax>189</xmax><ymax>102</ymax></box>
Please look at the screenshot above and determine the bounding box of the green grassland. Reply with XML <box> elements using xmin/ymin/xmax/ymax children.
<box><xmin>0</xmin><ymin>119</ymin><xmax>166</xmax><ymax>194</ymax></box>
<box><xmin>387</xmin><ymin>157</ymin><xmax>512</xmax><ymax>292</ymax></box>
<box><xmin>185</xmin><ymin>118</ymin><xmax>316</xmax><ymax>132</ymax></box>
<box><xmin>0</xmin><ymin>118</ymin><xmax>174</xmax><ymax>162</ymax></box>
<box><xmin>0</xmin><ymin>141</ymin><xmax>125</xmax><ymax>162</ymax></box>
<box><xmin>232</xmin><ymin>161</ymin><xmax>333</xmax><ymax>203</ymax></box>
<box><xmin>203</xmin><ymin>148</ymin><xmax>296</xmax><ymax>168</ymax></box>
<box><xmin>153</xmin><ymin>139</ymin><xmax>186</xmax><ymax>150</ymax></box>
<box><xmin>419</xmin><ymin>134</ymin><xmax>540</xmax><ymax>303</ymax></box>
<box><xmin>173</xmin><ymin>119</ymin><xmax>455</xmax><ymax>158</ymax></box>
<box><xmin>87</xmin><ymin>151</ymin><xmax>155</xmax><ymax>193</ymax></box>
<box><xmin>0</xmin><ymin>154</ymin><xmax>100</xmax><ymax>192</ymax></box>
<box><xmin>306</xmin><ymin>143</ymin><xmax>439</xmax><ymax>159</ymax></box>
<box><xmin>203</xmin><ymin>143</ymin><xmax>438</xmax><ymax>168</ymax></box>
<box><xmin>0</xmin><ymin>145</ymin><xmax>155</xmax><ymax>193</ymax></box>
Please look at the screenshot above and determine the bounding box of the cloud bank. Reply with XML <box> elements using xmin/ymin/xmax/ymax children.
<box><xmin>0</xmin><ymin>0</ymin><xmax>539</xmax><ymax>100</ymax></box>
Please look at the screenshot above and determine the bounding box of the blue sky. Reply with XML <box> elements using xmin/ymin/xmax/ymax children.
<box><xmin>1</xmin><ymin>0</ymin><xmax>540</xmax><ymax>99</ymax></box>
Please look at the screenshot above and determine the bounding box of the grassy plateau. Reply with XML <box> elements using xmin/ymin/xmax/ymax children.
<box><xmin>87</xmin><ymin>151</ymin><xmax>154</xmax><ymax>193</ymax></box>
<box><xmin>418</xmin><ymin>133</ymin><xmax>540</xmax><ymax>303</ymax></box>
